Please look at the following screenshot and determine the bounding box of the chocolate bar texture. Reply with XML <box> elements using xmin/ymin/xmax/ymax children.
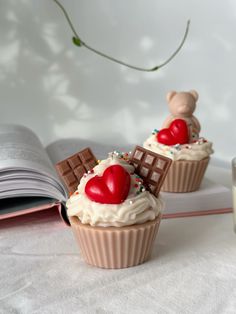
<box><xmin>130</xmin><ymin>146</ymin><xmax>172</xmax><ymax>196</ymax></box>
<box><xmin>56</xmin><ymin>148</ymin><xmax>97</xmax><ymax>194</ymax></box>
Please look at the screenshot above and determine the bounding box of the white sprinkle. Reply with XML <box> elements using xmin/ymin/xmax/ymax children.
<box><xmin>129</xmin><ymin>200</ymin><xmax>133</xmax><ymax>205</ymax></box>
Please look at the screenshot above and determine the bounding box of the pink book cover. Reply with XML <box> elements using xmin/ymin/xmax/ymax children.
<box><xmin>0</xmin><ymin>199</ymin><xmax>69</xmax><ymax>226</ymax></box>
<box><xmin>0</xmin><ymin>197</ymin><xmax>232</xmax><ymax>226</ymax></box>
<box><xmin>0</xmin><ymin>177</ymin><xmax>232</xmax><ymax>225</ymax></box>
<box><xmin>162</xmin><ymin>207</ymin><xmax>232</xmax><ymax>219</ymax></box>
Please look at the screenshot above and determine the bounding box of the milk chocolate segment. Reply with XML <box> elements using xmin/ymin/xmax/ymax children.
<box><xmin>130</xmin><ymin>146</ymin><xmax>172</xmax><ymax>196</ymax></box>
<box><xmin>56</xmin><ymin>147</ymin><xmax>98</xmax><ymax>194</ymax></box>
<box><xmin>68</xmin><ymin>155</ymin><xmax>82</xmax><ymax>169</ymax></box>
<box><xmin>79</xmin><ymin>148</ymin><xmax>94</xmax><ymax>163</ymax></box>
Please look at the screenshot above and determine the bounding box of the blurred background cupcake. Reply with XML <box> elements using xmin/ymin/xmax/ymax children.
<box><xmin>143</xmin><ymin>90</ymin><xmax>214</xmax><ymax>193</ymax></box>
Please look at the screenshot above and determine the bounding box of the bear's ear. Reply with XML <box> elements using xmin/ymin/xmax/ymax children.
<box><xmin>189</xmin><ymin>90</ymin><xmax>199</xmax><ymax>101</ymax></box>
<box><xmin>166</xmin><ymin>91</ymin><xmax>177</xmax><ymax>102</ymax></box>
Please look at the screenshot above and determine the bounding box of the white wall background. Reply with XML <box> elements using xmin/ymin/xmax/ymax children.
<box><xmin>0</xmin><ymin>0</ymin><xmax>235</xmax><ymax>162</ymax></box>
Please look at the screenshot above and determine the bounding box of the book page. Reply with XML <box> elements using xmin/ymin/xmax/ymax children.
<box><xmin>161</xmin><ymin>178</ymin><xmax>232</xmax><ymax>215</ymax></box>
<box><xmin>0</xmin><ymin>125</ymin><xmax>54</xmax><ymax>172</ymax></box>
<box><xmin>46</xmin><ymin>138</ymin><xmax>133</xmax><ymax>164</ymax></box>
<box><xmin>0</xmin><ymin>125</ymin><xmax>67</xmax><ymax>202</ymax></box>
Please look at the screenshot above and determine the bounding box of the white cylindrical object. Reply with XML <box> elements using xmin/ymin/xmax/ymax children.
<box><xmin>231</xmin><ymin>158</ymin><xmax>236</xmax><ymax>232</ymax></box>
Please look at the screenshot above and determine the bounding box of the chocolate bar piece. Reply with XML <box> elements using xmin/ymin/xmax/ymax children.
<box><xmin>56</xmin><ymin>148</ymin><xmax>98</xmax><ymax>194</ymax></box>
<box><xmin>130</xmin><ymin>146</ymin><xmax>172</xmax><ymax>197</ymax></box>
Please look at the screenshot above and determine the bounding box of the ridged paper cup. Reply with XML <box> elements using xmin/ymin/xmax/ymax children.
<box><xmin>69</xmin><ymin>214</ymin><xmax>161</xmax><ymax>269</ymax></box>
<box><xmin>161</xmin><ymin>157</ymin><xmax>210</xmax><ymax>193</ymax></box>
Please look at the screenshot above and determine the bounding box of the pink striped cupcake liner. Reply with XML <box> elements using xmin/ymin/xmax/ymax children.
<box><xmin>161</xmin><ymin>157</ymin><xmax>210</xmax><ymax>193</ymax></box>
<box><xmin>69</xmin><ymin>214</ymin><xmax>161</xmax><ymax>269</ymax></box>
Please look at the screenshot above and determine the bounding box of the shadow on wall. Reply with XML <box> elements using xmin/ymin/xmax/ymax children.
<box><xmin>0</xmin><ymin>0</ymin><xmax>236</xmax><ymax>161</ymax></box>
<box><xmin>0</xmin><ymin>0</ymin><xmax>166</xmax><ymax>146</ymax></box>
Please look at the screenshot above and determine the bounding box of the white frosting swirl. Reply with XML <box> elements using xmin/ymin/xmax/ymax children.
<box><xmin>66</xmin><ymin>156</ymin><xmax>162</xmax><ymax>227</ymax></box>
<box><xmin>143</xmin><ymin>135</ymin><xmax>213</xmax><ymax>161</ymax></box>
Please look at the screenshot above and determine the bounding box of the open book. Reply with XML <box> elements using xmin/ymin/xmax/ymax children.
<box><xmin>0</xmin><ymin>124</ymin><xmax>134</xmax><ymax>224</ymax></box>
<box><xmin>0</xmin><ymin>124</ymin><xmax>232</xmax><ymax>224</ymax></box>
<box><xmin>0</xmin><ymin>125</ymin><xmax>68</xmax><ymax>222</ymax></box>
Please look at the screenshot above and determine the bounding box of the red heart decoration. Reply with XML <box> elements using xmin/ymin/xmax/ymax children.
<box><xmin>85</xmin><ymin>165</ymin><xmax>131</xmax><ymax>204</ymax></box>
<box><xmin>157</xmin><ymin>119</ymin><xmax>189</xmax><ymax>145</ymax></box>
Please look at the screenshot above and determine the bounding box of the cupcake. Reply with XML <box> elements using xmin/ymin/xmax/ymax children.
<box><xmin>66</xmin><ymin>151</ymin><xmax>165</xmax><ymax>269</ymax></box>
<box><xmin>144</xmin><ymin>90</ymin><xmax>214</xmax><ymax>192</ymax></box>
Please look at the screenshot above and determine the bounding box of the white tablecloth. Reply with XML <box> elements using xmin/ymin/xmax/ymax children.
<box><xmin>1</xmin><ymin>164</ymin><xmax>236</xmax><ymax>314</ymax></box>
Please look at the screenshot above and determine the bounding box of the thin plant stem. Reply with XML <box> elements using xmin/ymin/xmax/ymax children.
<box><xmin>53</xmin><ymin>0</ymin><xmax>190</xmax><ymax>72</ymax></box>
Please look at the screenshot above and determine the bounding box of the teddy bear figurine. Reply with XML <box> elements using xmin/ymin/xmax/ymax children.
<box><xmin>162</xmin><ymin>90</ymin><xmax>201</xmax><ymax>142</ymax></box>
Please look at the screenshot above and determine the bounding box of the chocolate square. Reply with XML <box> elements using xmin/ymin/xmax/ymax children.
<box><xmin>56</xmin><ymin>147</ymin><xmax>97</xmax><ymax>194</ymax></box>
<box><xmin>130</xmin><ymin>146</ymin><xmax>172</xmax><ymax>197</ymax></box>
